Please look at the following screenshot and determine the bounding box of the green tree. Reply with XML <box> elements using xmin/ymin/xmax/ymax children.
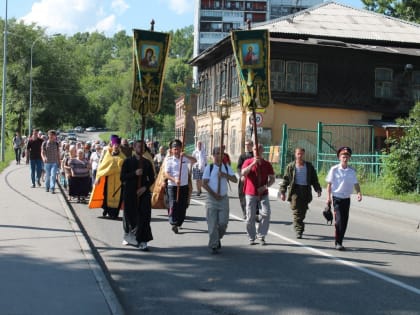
<box><xmin>362</xmin><ymin>0</ymin><xmax>420</xmax><ymax>23</ymax></box>
<box><xmin>383</xmin><ymin>102</ymin><xmax>420</xmax><ymax>193</ymax></box>
<box><xmin>169</xmin><ymin>25</ymin><xmax>193</xmax><ymax>59</ymax></box>
<box><xmin>0</xmin><ymin>19</ymin><xmax>194</xmax><ymax>146</ymax></box>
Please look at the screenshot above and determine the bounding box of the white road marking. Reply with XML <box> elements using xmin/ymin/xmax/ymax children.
<box><xmin>191</xmin><ymin>199</ymin><xmax>420</xmax><ymax>296</ymax></box>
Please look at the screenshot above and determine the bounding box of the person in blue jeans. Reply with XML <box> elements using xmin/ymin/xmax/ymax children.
<box><xmin>26</xmin><ymin>129</ymin><xmax>44</xmax><ymax>188</ymax></box>
<box><xmin>41</xmin><ymin>130</ymin><xmax>61</xmax><ymax>193</ymax></box>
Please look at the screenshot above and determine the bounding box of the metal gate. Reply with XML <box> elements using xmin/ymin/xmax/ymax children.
<box><xmin>280</xmin><ymin>122</ymin><xmax>383</xmax><ymax>179</ymax></box>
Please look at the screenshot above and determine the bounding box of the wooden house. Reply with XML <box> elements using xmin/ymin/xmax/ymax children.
<box><xmin>189</xmin><ymin>1</ymin><xmax>420</xmax><ymax>161</ymax></box>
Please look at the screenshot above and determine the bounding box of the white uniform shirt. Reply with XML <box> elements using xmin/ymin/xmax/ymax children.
<box><xmin>326</xmin><ymin>164</ymin><xmax>358</xmax><ymax>198</ymax></box>
<box><xmin>202</xmin><ymin>163</ymin><xmax>235</xmax><ymax>197</ymax></box>
<box><xmin>165</xmin><ymin>155</ymin><xmax>190</xmax><ymax>186</ymax></box>
<box><xmin>192</xmin><ymin>148</ymin><xmax>207</xmax><ymax>171</ymax></box>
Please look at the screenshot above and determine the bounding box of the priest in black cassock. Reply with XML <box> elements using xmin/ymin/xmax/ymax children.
<box><xmin>120</xmin><ymin>140</ymin><xmax>155</xmax><ymax>251</ymax></box>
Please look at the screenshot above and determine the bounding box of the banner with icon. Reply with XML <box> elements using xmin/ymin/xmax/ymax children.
<box><xmin>231</xmin><ymin>29</ymin><xmax>270</xmax><ymax>109</ymax></box>
<box><xmin>132</xmin><ymin>29</ymin><xmax>171</xmax><ymax>115</ymax></box>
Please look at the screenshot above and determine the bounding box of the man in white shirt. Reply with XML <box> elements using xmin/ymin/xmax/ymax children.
<box><xmin>326</xmin><ymin>146</ymin><xmax>362</xmax><ymax>251</ymax></box>
<box><xmin>164</xmin><ymin>139</ymin><xmax>197</xmax><ymax>234</ymax></box>
<box><xmin>202</xmin><ymin>147</ymin><xmax>237</xmax><ymax>254</ymax></box>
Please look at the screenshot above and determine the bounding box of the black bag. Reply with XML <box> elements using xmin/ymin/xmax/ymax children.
<box><xmin>323</xmin><ymin>202</ymin><xmax>333</xmax><ymax>225</ymax></box>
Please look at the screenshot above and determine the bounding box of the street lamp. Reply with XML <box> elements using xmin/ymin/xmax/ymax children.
<box><xmin>1</xmin><ymin>0</ymin><xmax>8</xmax><ymax>162</ymax></box>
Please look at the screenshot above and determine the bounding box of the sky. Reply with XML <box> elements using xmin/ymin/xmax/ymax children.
<box><xmin>1</xmin><ymin>0</ymin><xmax>364</xmax><ymax>37</ymax></box>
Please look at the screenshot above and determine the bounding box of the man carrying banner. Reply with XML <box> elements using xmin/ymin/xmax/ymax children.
<box><xmin>164</xmin><ymin>139</ymin><xmax>196</xmax><ymax>234</ymax></box>
<box><xmin>202</xmin><ymin>147</ymin><xmax>237</xmax><ymax>254</ymax></box>
<box><xmin>120</xmin><ymin>140</ymin><xmax>155</xmax><ymax>251</ymax></box>
<box><xmin>241</xmin><ymin>143</ymin><xmax>275</xmax><ymax>245</ymax></box>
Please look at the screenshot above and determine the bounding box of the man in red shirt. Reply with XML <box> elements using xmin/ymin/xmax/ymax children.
<box><xmin>241</xmin><ymin>144</ymin><xmax>275</xmax><ymax>245</ymax></box>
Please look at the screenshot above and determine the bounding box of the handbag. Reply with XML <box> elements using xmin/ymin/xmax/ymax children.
<box><xmin>323</xmin><ymin>201</ymin><xmax>333</xmax><ymax>225</ymax></box>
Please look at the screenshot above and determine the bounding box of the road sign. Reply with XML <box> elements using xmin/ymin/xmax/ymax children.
<box><xmin>249</xmin><ymin>113</ymin><xmax>263</xmax><ymax>126</ymax></box>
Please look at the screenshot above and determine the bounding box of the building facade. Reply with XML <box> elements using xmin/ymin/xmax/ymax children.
<box><xmin>193</xmin><ymin>0</ymin><xmax>322</xmax><ymax>56</ymax></box>
<box><xmin>190</xmin><ymin>2</ymin><xmax>420</xmax><ymax>162</ymax></box>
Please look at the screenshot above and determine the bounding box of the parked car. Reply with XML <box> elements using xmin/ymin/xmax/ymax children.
<box><xmin>67</xmin><ymin>132</ymin><xmax>77</xmax><ymax>141</ymax></box>
<box><xmin>74</xmin><ymin>126</ymin><xmax>84</xmax><ymax>133</ymax></box>
<box><xmin>85</xmin><ymin>126</ymin><xmax>96</xmax><ymax>132</ymax></box>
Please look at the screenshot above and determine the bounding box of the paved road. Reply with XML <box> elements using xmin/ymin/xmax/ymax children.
<box><xmin>70</xmin><ymin>175</ymin><xmax>420</xmax><ymax>314</ymax></box>
<box><xmin>2</xmin><ymin>151</ymin><xmax>419</xmax><ymax>315</ymax></box>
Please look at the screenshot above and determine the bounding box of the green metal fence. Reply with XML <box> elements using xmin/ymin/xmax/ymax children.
<box><xmin>280</xmin><ymin>122</ymin><xmax>386</xmax><ymax>179</ymax></box>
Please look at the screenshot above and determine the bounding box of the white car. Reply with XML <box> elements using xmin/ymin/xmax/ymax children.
<box><xmin>86</xmin><ymin>126</ymin><xmax>96</xmax><ymax>132</ymax></box>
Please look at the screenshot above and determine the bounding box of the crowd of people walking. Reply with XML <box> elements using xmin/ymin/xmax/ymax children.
<box><xmin>19</xmin><ymin>129</ymin><xmax>362</xmax><ymax>253</ymax></box>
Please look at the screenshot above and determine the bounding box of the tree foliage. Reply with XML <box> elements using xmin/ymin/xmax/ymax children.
<box><xmin>383</xmin><ymin>102</ymin><xmax>420</xmax><ymax>193</ymax></box>
<box><xmin>0</xmin><ymin>19</ymin><xmax>194</xmax><ymax>141</ymax></box>
<box><xmin>362</xmin><ymin>0</ymin><xmax>420</xmax><ymax>23</ymax></box>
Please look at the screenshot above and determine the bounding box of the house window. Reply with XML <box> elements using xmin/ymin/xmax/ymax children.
<box><xmin>270</xmin><ymin>60</ymin><xmax>284</xmax><ymax>91</ymax></box>
<box><xmin>206</xmin><ymin>77</ymin><xmax>213</xmax><ymax>109</ymax></box>
<box><xmin>285</xmin><ymin>61</ymin><xmax>301</xmax><ymax>92</ymax></box>
<box><xmin>231</xmin><ymin>64</ymin><xmax>239</xmax><ymax>98</ymax></box>
<box><xmin>412</xmin><ymin>70</ymin><xmax>420</xmax><ymax>102</ymax></box>
<box><xmin>375</xmin><ymin>68</ymin><xmax>393</xmax><ymax>98</ymax></box>
<box><xmin>215</xmin><ymin>72</ymin><xmax>221</xmax><ymax>104</ymax></box>
<box><xmin>302</xmin><ymin>63</ymin><xmax>318</xmax><ymax>94</ymax></box>
<box><xmin>199</xmin><ymin>75</ymin><xmax>213</xmax><ymax>112</ymax></box>
<box><xmin>271</xmin><ymin>59</ymin><xmax>317</xmax><ymax>94</ymax></box>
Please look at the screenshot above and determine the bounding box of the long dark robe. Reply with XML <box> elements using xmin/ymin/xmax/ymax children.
<box><xmin>120</xmin><ymin>155</ymin><xmax>155</xmax><ymax>243</ymax></box>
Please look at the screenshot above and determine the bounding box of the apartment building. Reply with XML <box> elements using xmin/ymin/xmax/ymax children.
<box><xmin>193</xmin><ymin>0</ymin><xmax>323</xmax><ymax>57</ymax></box>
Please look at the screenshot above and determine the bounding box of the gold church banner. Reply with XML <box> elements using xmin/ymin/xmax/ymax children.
<box><xmin>231</xmin><ymin>29</ymin><xmax>270</xmax><ymax>109</ymax></box>
<box><xmin>132</xmin><ymin>29</ymin><xmax>171</xmax><ymax>115</ymax></box>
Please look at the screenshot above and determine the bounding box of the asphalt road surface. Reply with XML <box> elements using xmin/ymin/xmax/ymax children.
<box><xmin>68</xmin><ymin>177</ymin><xmax>420</xmax><ymax>315</ymax></box>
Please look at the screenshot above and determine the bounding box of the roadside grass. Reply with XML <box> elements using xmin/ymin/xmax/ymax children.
<box><xmin>0</xmin><ymin>149</ymin><xmax>15</xmax><ymax>173</ymax></box>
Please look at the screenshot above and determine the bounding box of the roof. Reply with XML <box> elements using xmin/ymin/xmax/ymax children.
<box><xmin>369</xmin><ymin>120</ymin><xmax>402</xmax><ymax>129</ymax></box>
<box><xmin>190</xmin><ymin>1</ymin><xmax>420</xmax><ymax>66</ymax></box>
<box><xmin>253</xmin><ymin>1</ymin><xmax>420</xmax><ymax>45</ymax></box>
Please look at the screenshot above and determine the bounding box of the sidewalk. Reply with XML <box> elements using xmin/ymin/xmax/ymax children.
<box><xmin>0</xmin><ymin>162</ymin><xmax>124</xmax><ymax>315</ymax></box>
<box><xmin>269</xmin><ymin>179</ymin><xmax>420</xmax><ymax>231</ymax></box>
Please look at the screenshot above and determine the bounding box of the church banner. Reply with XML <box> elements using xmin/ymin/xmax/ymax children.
<box><xmin>132</xmin><ymin>29</ymin><xmax>171</xmax><ymax>115</ymax></box>
<box><xmin>231</xmin><ymin>29</ymin><xmax>270</xmax><ymax>109</ymax></box>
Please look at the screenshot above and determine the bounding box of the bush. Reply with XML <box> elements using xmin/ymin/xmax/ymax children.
<box><xmin>383</xmin><ymin>102</ymin><xmax>420</xmax><ymax>194</ymax></box>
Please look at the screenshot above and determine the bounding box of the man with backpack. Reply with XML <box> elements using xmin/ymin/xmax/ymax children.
<box><xmin>202</xmin><ymin>147</ymin><xmax>237</xmax><ymax>254</ymax></box>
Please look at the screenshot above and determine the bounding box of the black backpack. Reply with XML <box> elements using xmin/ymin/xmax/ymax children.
<box><xmin>209</xmin><ymin>163</ymin><xmax>232</xmax><ymax>190</ymax></box>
